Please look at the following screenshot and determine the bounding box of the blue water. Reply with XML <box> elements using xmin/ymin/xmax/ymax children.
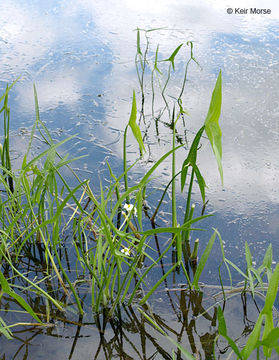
<box><xmin>0</xmin><ymin>1</ymin><xmax>279</xmax><ymax>358</ymax></box>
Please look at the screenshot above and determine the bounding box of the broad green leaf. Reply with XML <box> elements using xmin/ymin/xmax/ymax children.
<box><xmin>193</xmin><ymin>165</ymin><xmax>206</xmax><ymax>203</ymax></box>
<box><xmin>259</xmin><ymin>328</ymin><xmax>279</xmax><ymax>350</ymax></box>
<box><xmin>262</xmin><ymin>262</ymin><xmax>279</xmax><ymax>315</ymax></box>
<box><xmin>262</xmin><ymin>312</ymin><xmax>274</xmax><ymax>357</ymax></box>
<box><xmin>192</xmin><ymin>230</ymin><xmax>216</xmax><ymax>289</ymax></box>
<box><xmin>128</xmin><ymin>90</ymin><xmax>145</xmax><ymax>154</ymax></box>
<box><xmin>245</xmin><ymin>242</ymin><xmax>252</xmax><ymax>268</ymax></box>
<box><xmin>262</xmin><ymin>244</ymin><xmax>272</xmax><ymax>269</ymax></box>
<box><xmin>257</xmin><ymin>248</ymin><xmax>270</xmax><ymax>275</ymax></box>
<box><xmin>204</xmin><ymin>70</ymin><xmax>223</xmax><ymax>184</ymax></box>
<box><xmin>163</xmin><ymin>43</ymin><xmax>183</xmax><ymax>71</ymax></box>
<box><xmin>258</xmin><ymin>244</ymin><xmax>273</xmax><ymax>282</ymax></box>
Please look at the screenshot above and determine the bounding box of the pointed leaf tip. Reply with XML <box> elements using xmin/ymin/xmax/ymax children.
<box><xmin>204</xmin><ymin>70</ymin><xmax>223</xmax><ymax>185</ymax></box>
<box><xmin>128</xmin><ymin>90</ymin><xmax>146</xmax><ymax>155</ymax></box>
<box><xmin>163</xmin><ymin>43</ymin><xmax>183</xmax><ymax>71</ymax></box>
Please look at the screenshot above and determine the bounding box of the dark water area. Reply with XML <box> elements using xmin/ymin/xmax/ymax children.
<box><xmin>0</xmin><ymin>288</ymin><xmax>272</xmax><ymax>359</ymax></box>
<box><xmin>0</xmin><ymin>0</ymin><xmax>279</xmax><ymax>358</ymax></box>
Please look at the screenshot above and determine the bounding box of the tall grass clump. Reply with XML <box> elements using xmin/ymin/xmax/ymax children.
<box><xmin>1</xmin><ymin>30</ymin><xmax>278</xmax><ymax>360</ymax></box>
<box><xmin>0</xmin><ymin>31</ymin><xmax>227</xmax><ymax>342</ymax></box>
<box><xmin>0</xmin><ymin>83</ymin><xmax>88</xmax><ymax>334</ymax></box>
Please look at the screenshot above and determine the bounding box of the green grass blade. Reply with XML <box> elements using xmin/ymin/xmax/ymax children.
<box><xmin>0</xmin><ymin>271</ymin><xmax>41</xmax><ymax>322</ymax></box>
<box><xmin>128</xmin><ymin>237</ymin><xmax>175</xmax><ymax>305</ymax></box>
<box><xmin>166</xmin><ymin>336</ymin><xmax>196</xmax><ymax>360</ymax></box>
<box><xmin>139</xmin><ymin>262</ymin><xmax>178</xmax><ymax>305</ymax></box>
<box><xmin>136</xmin><ymin>188</ymin><xmax>143</xmax><ymax>230</ymax></box>
<box><xmin>137</xmin><ymin>308</ymin><xmax>166</xmax><ymax>335</ymax></box>
<box><xmin>154</xmin><ymin>44</ymin><xmax>162</xmax><ymax>74</ymax></box>
<box><xmin>225</xmin><ymin>259</ymin><xmax>249</xmax><ymax>280</ymax></box>
<box><xmin>192</xmin><ymin>230</ymin><xmax>217</xmax><ymax>289</ymax></box>
<box><xmin>223</xmin><ymin>334</ymin><xmax>243</xmax><ymax>359</ymax></box>
<box><xmin>0</xmin><ymin>317</ymin><xmax>13</xmax><ymax>339</ymax></box>
<box><xmin>22</xmin><ymin>135</ymin><xmax>77</xmax><ymax>171</ymax></box>
<box><xmin>33</xmin><ymin>84</ymin><xmax>53</xmax><ymax>144</ymax></box>
<box><xmin>0</xmin><ymin>78</ymin><xmax>19</xmax><ymax>105</ymax></box>
<box><xmin>140</xmin><ymin>214</ymin><xmax>211</xmax><ymax>237</ymax></box>
<box><xmin>141</xmin><ymin>144</ymin><xmax>183</xmax><ymax>185</ymax></box>
<box><xmin>181</xmin><ymin>126</ymin><xmax>204</xmax><ymax>191</ymax></box>
<box><xmin>217</xmin><ymin>306</ymin><xmax>227</xmax><ymax>336</ymax></box>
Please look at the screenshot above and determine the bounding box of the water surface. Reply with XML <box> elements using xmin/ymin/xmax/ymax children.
<box><xmin>0</xmin><ymin>0</ymin><xmax>279</xmax><ymax>358</ymax></box>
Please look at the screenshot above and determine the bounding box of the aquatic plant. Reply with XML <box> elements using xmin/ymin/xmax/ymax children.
<box><xmin>0</xmin><ymin>30</ymin><xmax>277</xmax><ymax>360</ymax></box>
<box><xmin>0</xmin><ymin>37</ymin><xmax>222</xmax><ymax>336</ymax></box>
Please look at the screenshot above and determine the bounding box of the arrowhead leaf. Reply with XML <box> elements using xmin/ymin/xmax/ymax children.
<box><xmin>128</xmin><ymin>90</ymin><xmax>145</xmax><ymax>155</ymax></box>
<box><xmin>204</xmin><ymin>70</ymin><xmax>223</xmax><ymax>184</ymax></box>
<box><xmin>163</xmin><ymin>44</ymin><xmax>183</xmax><ymax>71</ymax></box>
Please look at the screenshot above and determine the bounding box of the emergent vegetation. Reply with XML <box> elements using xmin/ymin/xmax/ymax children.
<box><xmin>0</xmin><ymin>29</ymin><xmax>278</xmax><ymax>359</ymax></box>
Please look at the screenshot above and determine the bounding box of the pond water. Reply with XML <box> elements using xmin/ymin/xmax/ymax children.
<box><xmin>0</xmin><ymin>0</ymin><xmax>279</xmax><ymax>359</ymax></box>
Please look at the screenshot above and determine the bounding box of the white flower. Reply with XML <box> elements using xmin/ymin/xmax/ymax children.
<box><xmin>121</xmin><ymin>247</ymin><xmax>131</xmax><ymax>256</ymax></box>
<box><xmin>123</xmin><ymin>203</ymin><xmax>137</xmax><ymax>217</ymax></box>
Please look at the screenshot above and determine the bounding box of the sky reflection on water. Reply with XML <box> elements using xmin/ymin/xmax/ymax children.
<box><xmin>0</xmin><ymin>1</ymin><xmax>279</xmax><ymax>359</ymax></box>
<box><xmin>0</xmin><ymin>0</ymin><xmax>279</xmax><ymax>259</ymax></box>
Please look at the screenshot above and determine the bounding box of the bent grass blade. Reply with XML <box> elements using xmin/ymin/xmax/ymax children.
<box><xmin>0</xmin><ymin>271</ymin><xmax>41</xmax><ymax>323</ymax></box>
